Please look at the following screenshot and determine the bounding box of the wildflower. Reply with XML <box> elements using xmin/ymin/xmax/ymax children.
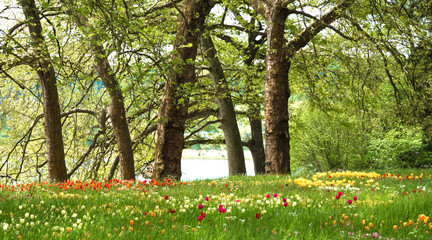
<box><xmin>170</xmin><ymin>209</ymin><xmax>175</xmax><ymax>214</ymax></box>
<box><xmin>274</xmin><ymin>194</ymin><xmax>278</xmax><ymax>198</ymax></box>
<box><xmin>130</xmin><ymin>220</ymin><xmax>134</xmax><ymax>226</ymax></box>
<box><xmin>347</xmin><ymin>200</ymin><xmax>353</xmax><ymax>205</ymax></box>
<box><xmin>338</xmin><ymin>192</ymin><xmax>343</xmax><ymax>196</ymax></box>
<box><xmin>2</xmin><ymin>223</ymin><xmax>8</xmax><ymax>231</ymax></box>
<box><xmin>198</xmin><ymin>216</ymin><xmax>204</xmax><ymax>221</ymax></box>
<box><xmin>283</xmin><ymin>198</ymin><xmax>287</xmax><ymax>202</ymax></box>
<box><xmin>266</xmin><ymin>194</ymin><xmax>271</xmax><ymax>198</ymax></box>
<box><xmin>66</xmin><ymin>227</ymin><xmax>72</xmax><ymax>233</ymax></box>
<box><xmin>393</xmin><ymin>225</ymin><xmax>397</xmax><ymax>230</ymax></box>
<box><xmin>283</xmin><ymin>202</ymin><xmax>288</xmax><ymax>207</ymax></box>
<box><xmin>205</xmin><ymin>197</ymin><xmax>209</xmax><ymax>201</ymax></box>
<box><xmin>20</xmin><ymin>219</ymin><xmax>25</xmax><ymax>224</ymax></box>
<box><xmin>61</xmin><ymin>210</ymin><xmax>67</xmax><ymax>215</ymax></box>
<box><xmin>164</xmin><ymin>195</ymin><xmax>169</xmax><ymax>200</ymax></box>
<box><xmin>198</xmin><ymin>204</ymin><xmax>203</xmax><ymax>209</ymax></box>
<box><xmin>256</xmin><ymin>213</ymin><xmax>261</xmax><ymax>219</ymax></box>
<box><xmin>353</xmin><ymin>196</ymin><xmax>358</xmax><ymax>201</ymax></box>
<box><xmin>336</xmin><ymin>195</ymin><xmax>340</xmax><ymax>200</ymax></box>
<box><xmin>143</xmin><ymin>212</ymin><xmax>147</xmax><ymax>216</ymax></box>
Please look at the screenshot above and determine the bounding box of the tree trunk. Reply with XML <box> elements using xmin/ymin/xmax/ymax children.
<box><xmin>264</xmin><ymin>6</ymin><xmax>291</xmax><ymax>174</ymax></box>
<box><xmin>91</xmin><ymin>42</ymin><xmax>135</xmax><ymax>181</ymax></box>
<box><xmin>251</xmin><ymin>0</ymin><xmax>354</xmax><ymax>175</ymax></box>
<box><xmin>153</xmin><ymin>0</ymin><xmax>214</xmax><ymax>181</ymax></box>
<box><xmin>201</xmin><ymin>34</ymin><xmax>246</xmax><ymax>176</ymax></box>
<box><xmin>248</xmin><ymin>107</ymin><xmax>266</xmax><ymax>174</ymax></box>
<box><xmin>20</xmin><ymin>0</ymin><xmax>68</xmax><ymax>182</ymax></box>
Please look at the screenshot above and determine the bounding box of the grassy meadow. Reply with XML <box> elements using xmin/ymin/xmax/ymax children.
<box><xmin>0</xmin><ymin>169</ymin><xmax>431</xmax><ymax>239</ymax></box>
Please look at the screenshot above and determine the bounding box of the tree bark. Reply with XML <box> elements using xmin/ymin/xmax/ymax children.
<box><xmin>264</xmin><ymin>5</ymin><xmax>291</xmax><ymax>174</ymax></box>
<box><xmin>251</xmin><ymin>0</ymin><xmax>354</xmax><ymax>174</ymax></box>
<box><xmin>201</xmin><ymin>34</ymin><xmax>246</xmax><ymax>176</ymax></box>
<box><xmin>20</xmin><ymin>0</ymin><xmax>68</xmax><ymax>182</ymax></box>
<box><xmin>153</xmin><ymin>0</ymin><xmax>214</xmax><ymax>181</ymax></box>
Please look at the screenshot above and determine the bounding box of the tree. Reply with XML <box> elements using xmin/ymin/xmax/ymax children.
<box><xmin>153</xmin><ymin>0</ymin><xmax>215</xmax><ymax>180</ymax></box>
<box><xmin>250</xmin><ymin>0</ymin><xmax>354</xmax><ymax>174</ymax></box>
<box><xmin>61</xmin><ymin>0</ymin><xmax>136</xmax><ymax>180</ymax></box>
<box><xmin>18</xmin><ymin>0</ymin><xmax>68</xmax><ymax>182</ymax></box>
<box><xmin>201</xmin><ymin>33</ymin><xmax>246</xmax><ymax>176</ymax></box>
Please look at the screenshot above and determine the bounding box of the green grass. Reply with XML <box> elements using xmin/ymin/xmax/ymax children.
<box><xmin>1</xmin><ymin>169</ymin><xmax>432</xmax><ymax>239</ymax></box>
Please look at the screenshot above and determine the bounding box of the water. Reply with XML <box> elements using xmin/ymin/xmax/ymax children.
<box><xmin>137</xmin><ymin>150</ymin><xmax>256</xmax><ymax>181</ymax></box>
<box><xmin>180</xmin><ymin>159</ymin><xmax>255</xmax><ymax>181</ymax></box>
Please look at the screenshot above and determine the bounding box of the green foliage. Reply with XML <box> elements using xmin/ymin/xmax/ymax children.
<box><xmin>366</xmin><ymin>126</ymin><xmax>428</xmax><ymax>169</ymax></box>
<box><xmin>290</xmin><ymin>103</ymin><xmax>367</xmax><ymax>172</ymax></box>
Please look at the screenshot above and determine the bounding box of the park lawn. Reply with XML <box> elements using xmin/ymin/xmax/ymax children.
<box><xmin>0</xmin><ymin>169</ymin><xmax>431</xmax><ymax>239</ymax></box>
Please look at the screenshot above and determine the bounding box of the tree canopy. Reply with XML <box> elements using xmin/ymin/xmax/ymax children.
<box><xmin>0</xmin><ymin>0</ymin><xmax>431</xmax><ymax>183</ymax></box>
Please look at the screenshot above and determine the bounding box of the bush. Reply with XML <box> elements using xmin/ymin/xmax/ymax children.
<box><xmin>290</xmin><ymin>104</ymin><xmax>367</xmax><ymax>172</ymax></box>
<box><xmin>365</xmin><ymin>126</ymin><xmax>425</xmax><ymax>169</ymax></box>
